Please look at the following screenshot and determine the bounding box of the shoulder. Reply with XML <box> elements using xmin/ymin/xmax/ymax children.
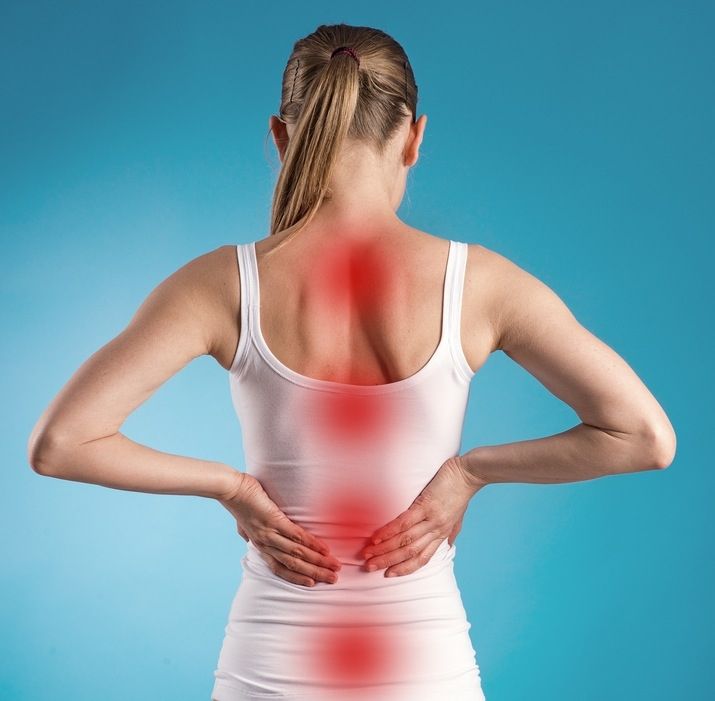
<box><xmin>156</xmin><ymin>244</ymin><xmax>239</xmax><ymax>319</ymax></box>
<box><xmin>463</xmin><ymin>242</ymin><xmax>567</xmax><ymax>355</ymax></box>
<box><xmin>171</xmin><ymin>244</ymin><xmax>238</xmax><ymax>290</ymax></box>
<box><xmin>145</xmin><ymin>244</ymin><xmax>240</xmax><ymax>366</ymax></box>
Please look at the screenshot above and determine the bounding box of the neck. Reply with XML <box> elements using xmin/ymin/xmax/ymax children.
<box><xmin>312</xmin><ymin>195</ymin><xmax>400</xmax><ymax>233</ymax></box>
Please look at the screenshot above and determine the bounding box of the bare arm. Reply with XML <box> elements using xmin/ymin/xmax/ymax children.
<box><xmin>26</xmin><ymin>245</ymin><xmax>242</xmax><ymax>500</ymax></box>
<box><xmin>458</xmin><ymin>245</ymin><xmax>677</xmax><ymax>490</ymax></box>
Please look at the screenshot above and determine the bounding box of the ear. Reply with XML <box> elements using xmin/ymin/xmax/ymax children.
<box><xmin>269</xmin><ymin>115</ymin><xmax>290</xmax><ymax>163</ymax></box>
<box><xmin>404</xmin><ymin>114</ymin><xmax>427</xmax><ymax>167</ymax></box>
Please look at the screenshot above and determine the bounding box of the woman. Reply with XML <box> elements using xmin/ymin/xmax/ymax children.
<box><xmin>27</xmin><ymin>22</ymin><xmax>676</xmax><ymax>701</ymax></box>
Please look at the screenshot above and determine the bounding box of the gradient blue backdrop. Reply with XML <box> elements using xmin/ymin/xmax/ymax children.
<box><xmin>2</xmin><ymin>2</ymin><xmax>712</xmax><ymax>699</ymax></box>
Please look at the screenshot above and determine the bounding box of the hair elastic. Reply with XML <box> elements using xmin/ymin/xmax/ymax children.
<box><xmin>330</xmin><ymin>46</ymin><xmax>360</xmax><ymax>67</ymax></box>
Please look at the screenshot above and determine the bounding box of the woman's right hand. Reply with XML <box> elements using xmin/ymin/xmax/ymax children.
<box><xmin>217</xmin><ymin>471</ymin><xmax>342</xmax><ymax>587</ymax></box>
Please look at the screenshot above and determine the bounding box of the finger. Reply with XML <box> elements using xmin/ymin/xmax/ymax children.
<box><xmin>369</xmin><ymin>504</ymin><xmax>427</xmax><ymax>545</ymax></box>
<box><xmin>363</xmin><ymin>531</ymin><xmax>437</xmax><ymax>572</ymax></box>
<box><xmin>385</xmin><ymin>536</ymin><xmax>444</xmax><ymax>577</ymax></box>
<box><xmin>259</xmin><ymin>551</ymin><xmax>317</xmax><ymax>587</ymax></box>
<box><xmin>237</xmin><ymin>525</ymin><xmax>249</xmax><ymax>542</ymax></box>
<box><xmin>263</xmin><ymin>544</ymin><xmax>339</xmax><ymax>584</ymax></box>
<box><xmin>268</xmin><ymin>531</ymin><xmax>341</xmax><ymax>571</ymax></box>
<box><xmin>361</xmin><ymin>519</ymin><xmax>434</xmax><ymax>560</ymax></box>
<box><xmin>278</xmin><ymin>520</ymin><xmax>332</xmax><ymax>557</ymax></box>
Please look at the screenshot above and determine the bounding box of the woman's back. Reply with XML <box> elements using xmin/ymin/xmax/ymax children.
<box><xmin>211</xmin><ymin>226</ymin><xmax>488</xmax><ymax>700</ymax></box>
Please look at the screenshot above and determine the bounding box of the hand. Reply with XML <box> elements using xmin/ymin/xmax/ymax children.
<box><xmin>217</xmin><ymin>471</ymin><xmax>341</xmax><ymax>587</ymax></box>
<box><xmin>360</xmin><ymin>456</ymin><xmax>487</xmax><ymax>577</ymax></box>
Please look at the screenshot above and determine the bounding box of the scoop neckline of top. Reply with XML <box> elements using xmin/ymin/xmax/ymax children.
<box><xmin>246</xmin><ymin>239</ymin><xmax>454</xmax><ymax>394</ymax></box>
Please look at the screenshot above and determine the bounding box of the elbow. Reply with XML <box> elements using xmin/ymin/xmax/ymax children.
<box><xmin>641</xmin><ymin>420</ymin><xmax>677</xmax><ymax>471</ymax></box>
<box><xmin>27</xmin><ymin>426</ymin><xmax>69</xmax><ymax>476</ymax></box>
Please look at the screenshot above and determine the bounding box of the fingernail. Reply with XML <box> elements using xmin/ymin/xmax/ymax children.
<box><xmin>367</xmin><ymin>564</ymin><xmax>377</xmax><ymax>572</ymax></box>
<box><xmin>363</xmin><ymin>551</ymin><xmax>373</xmax><ymax>559</ymax></box>
<box><xmin>386</xmin><ymin>571</ymin><xmax>397</xmax><ymax>577</ymax></box>
<box><xmin>372</xmin><ymin>537</ymin><xmax>382</xmax><ymax>545</ymax></box>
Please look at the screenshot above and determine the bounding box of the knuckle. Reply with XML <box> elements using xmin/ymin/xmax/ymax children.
<box><xmin>406</xmin><ymin>545</ymin><xmax>419</xmax><ymax>559</ymax></box>
<box><xmin>399</xmin><ymin>534</ymin><xmax>413</xmax><ymax>548</ymax></box>
<box><xmin>272</xmin><ymin>551</ymin><xmax>288</xmax><ymax>567</ymax></box>
<box><xmin>414</xmin><ymin>492</ymin><xmax>432</xmax><ymax>506</ymax></box>
<box><xmin>290</xmin><ymin>546</ymin><xmax>304</xmax><ymax>559</ymax></box>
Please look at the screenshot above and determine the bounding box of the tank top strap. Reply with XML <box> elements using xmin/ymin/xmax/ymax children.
<box><xmin>242</xmin><ymin>240</ymin><xmax>264</xmax><ymax>333</ymax></box>
<box><xmin>443</xmin><ymin>240</ymin><xmax>475</xmax><ymax>383</ymax></box>
<box><xmin>229</xmin><ymin>242</ymin><xmax>259</xmax><ymax>375</ymax></box>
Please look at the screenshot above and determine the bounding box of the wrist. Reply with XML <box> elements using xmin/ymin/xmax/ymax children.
<box><xmin>214</xmin><ymin>465</ymin><xmax>246</xmax><ymax>502</ymax></box>
<box><xmin>455</xmin><ymin>452</ymin><xmax>489</xmax><ymax>493</ymax></box>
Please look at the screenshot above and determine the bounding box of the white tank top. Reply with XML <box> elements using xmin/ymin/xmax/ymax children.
<box><xmin>213</xmin><ymin>238</ymin><xmax>486</xmax><ymax>701</ymax></box>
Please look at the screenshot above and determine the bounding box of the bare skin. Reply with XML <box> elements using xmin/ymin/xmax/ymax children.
<box><xmin>27</xmin><ymin>110</ymin><xmax>676</xmax><ymax>587</ymax></box>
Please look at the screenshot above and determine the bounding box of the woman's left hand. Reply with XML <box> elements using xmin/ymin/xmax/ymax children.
<box><xmin>360</xmin><ymin>456</ymin><xmax>487</xmax><ymax>577</ymax></box>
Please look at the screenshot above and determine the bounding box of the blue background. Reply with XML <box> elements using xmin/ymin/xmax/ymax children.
<box><xmin>2</xmin><ymin>1</ymin><xmax>712</xmax><ymax>699</ymax></box>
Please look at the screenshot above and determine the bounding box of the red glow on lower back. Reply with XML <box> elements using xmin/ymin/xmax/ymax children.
<box><xmin>306</xmin><ymin>615</ymin><xmax>400</xmax><ymax>688</ymax></box>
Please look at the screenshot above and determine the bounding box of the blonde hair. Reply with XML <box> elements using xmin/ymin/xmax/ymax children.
<box><xmin>267</xmin><ymin>23</ymin><xmax>418</xmax><ymax>254</ymax></box>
